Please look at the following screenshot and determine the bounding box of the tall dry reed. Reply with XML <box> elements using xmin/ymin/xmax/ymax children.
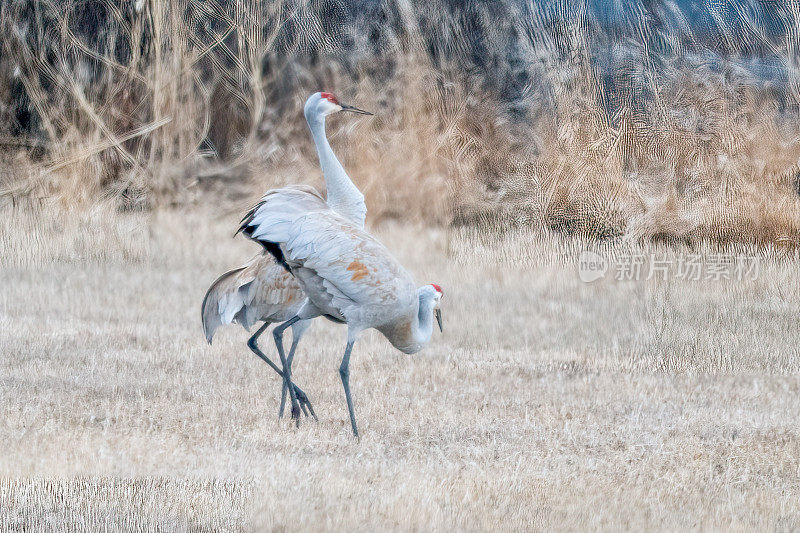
<box><xmin>1</xmin><ymin>0</ymin><xmax>800</xmax><ymax>248</ymax></box>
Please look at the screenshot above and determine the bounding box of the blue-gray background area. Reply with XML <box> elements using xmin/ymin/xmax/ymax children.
<box><xmin>525</xmin><ymin>0</ymin><xmax>791</xmax><ymax>78</ymax></box>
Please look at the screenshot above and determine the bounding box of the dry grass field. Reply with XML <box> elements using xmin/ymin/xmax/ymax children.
<box><xmin>2</xmin><ymin>205</ymin><xmax>799</xmax><ymax>529</ymax></box>
<box><xmin>3</xmin><ymin>1</ymin><xmax>800</xmax><ymax>530</ymax></box>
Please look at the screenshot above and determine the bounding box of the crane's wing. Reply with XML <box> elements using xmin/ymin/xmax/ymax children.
<box><xmin>237</xmin><ymin>185</ymin><xmax>328</xmax><ymax>269</ymax></box>
<box><xmin>201</xmin><ymin>265</ymin><xmax>248</xmax><ymax>343</ymax></box>
<box><xmin>238</xmin><ymin>187</ymin><xmax>414</xmax><ymax>321</ymax></box>
<box><xmin>200</xmin><ymin>253</ymin><xmax>305</xmax><ymax>343</ymax></box>
<box><xmin>237</xmin><ymin>254</ymin><xmax>305</xmax><ymax>326</ymax></box>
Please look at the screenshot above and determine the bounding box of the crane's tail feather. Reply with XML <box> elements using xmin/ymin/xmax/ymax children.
<box><xmin>201</xmin><ymin>266</ymin><xmax>247</xmax><ymax>344</ymax></box>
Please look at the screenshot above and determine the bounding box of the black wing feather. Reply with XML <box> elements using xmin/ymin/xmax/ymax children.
<box><xmin>235</xmin><ymin>199</ymin><xmax>291</xmax><ymax>272</ymax></box>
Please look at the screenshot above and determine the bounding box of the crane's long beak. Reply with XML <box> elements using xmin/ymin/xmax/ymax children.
<box><xmin>340</xmin><ymin>103</ymin><xmax>373</xmax><ymax>115</ymax></box>
<box><xmin>434</xmin><ymin>308</ymin><xmax>443</xmax><ymax>332</ymax></box>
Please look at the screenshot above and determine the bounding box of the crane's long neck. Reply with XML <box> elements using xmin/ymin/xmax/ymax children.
<box><xmin>411</xmin><ymin>291</ymin><xmax>436</xmax><ymax>348</ymax></box>
<box><xmin>307</xmin><ymin>114</ymin><xmax>364</xmax><ymax>224</ymax></box>
<box><xmin>378</xmin><ymin>288</ymin><xmax>437</xmax><ymax>354</ymax></box>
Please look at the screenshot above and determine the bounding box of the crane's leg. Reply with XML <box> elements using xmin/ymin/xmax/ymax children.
<box><xmin>273</xmin><ymin>316</ymin><xmax>303</xmax><ymax>424</ymax></box>
<box><xmin>339</xmin><ymin>339</ymin><xmax>358</xmax><ymax>438</ymax></box>
<box><xmin>279</xmin><ymin>319</ymin><xmax>316</xmax><ymax>420</ymax></box>
<box><xmin>247</xmin><ymin>322</ymin><xmax>314</xmax><ymax>417</ymax></box>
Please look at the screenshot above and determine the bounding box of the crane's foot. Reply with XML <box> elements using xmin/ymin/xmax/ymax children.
<box><xmin>291</xmin><ymin>403</ymin><xmax>302</xmax><ymax>422</ymax></box>
<box><xmin>279</xmin><ymin>383</ymin><xmax>317</xmax><ymax>422</ymax></box>
<box><xmin>294</xmin><ymin>387</ymin><xmax>318</xmax><ymax>421</ymax></box>
<box><xmin>288</xmin><ymin>392</ymin><xmax>302</xmax><ymax>426</ymax></box>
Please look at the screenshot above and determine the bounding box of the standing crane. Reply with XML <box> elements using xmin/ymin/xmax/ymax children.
<box><xmin>202</xmin><ymin>92</ymin><xmax>373</xmax><ymax>421</ymax></box>
<box><xmin>238</xmin><ymin>186</ymin><xmax>444</xmax><ymax>438</ymax></box>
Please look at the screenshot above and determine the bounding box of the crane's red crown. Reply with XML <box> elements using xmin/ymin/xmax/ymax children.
<box><xmin>431</xmin><ymin>284</ymin><xmax>443</xmax><ymax>295</ymax></box>
<box><xmin>320</xmin><ymin>92</ymin><xmax>339</xmax><ymax>105</ymax></box>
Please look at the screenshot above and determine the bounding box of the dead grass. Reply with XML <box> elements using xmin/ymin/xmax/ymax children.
<box><xmin>4</xmin><ymin>1</ymin><xmax>800</xmax><ymax>246</ymax></box>
<box><xmin>0</xmin><ymin>201</ymin><xmax>150</xmax><ymax>268</ymax></box>
<box><xmin>1</xmin><ymin>207</ymin><xmax>799</xmax><ymax>529</ymax></box>
<box><xmin>3</xmin><ymin>3</ymin><xmax>800</xmax><ymax>528</ymax></box>
<box><xmin>0</xmin><ymin>478</ymin><xmax>254</xmax><ymax>530</ymax></box>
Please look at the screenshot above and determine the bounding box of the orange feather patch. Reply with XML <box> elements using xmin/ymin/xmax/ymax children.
<box><xmin>347</xmin><ymin>260</ymin><xmax>369</xmax><ymax>281</ymax></box>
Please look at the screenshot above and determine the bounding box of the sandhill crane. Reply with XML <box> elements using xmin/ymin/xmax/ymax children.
<box><xmin>238</xmin><ymin>186</ymin><xmax>444</xmax><ymax>437</ymax></box>
<box><xmin>202</xmin><ymin>92</ymin><xmax>373</xmax><ymax>420</ymax></box>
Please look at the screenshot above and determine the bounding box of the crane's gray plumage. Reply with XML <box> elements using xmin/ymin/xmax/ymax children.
<box><xmin>203</xmin><ymin>92</ymin><xmax>373</xmax><ymax>423</ymax></box>
<box><xmin>201</xmin><ymin>254</ymin><xmax>303</xmax><ymax>344</ymax></box>
<box><xmin>238</xmin><ymin>185</ymin><xmax>444</xmax><ymax>437</ymax></box>
<box><xmin>240</xmin><ymin>187</ymin><xmax>416</xmax><ymax>336</ymax></box>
